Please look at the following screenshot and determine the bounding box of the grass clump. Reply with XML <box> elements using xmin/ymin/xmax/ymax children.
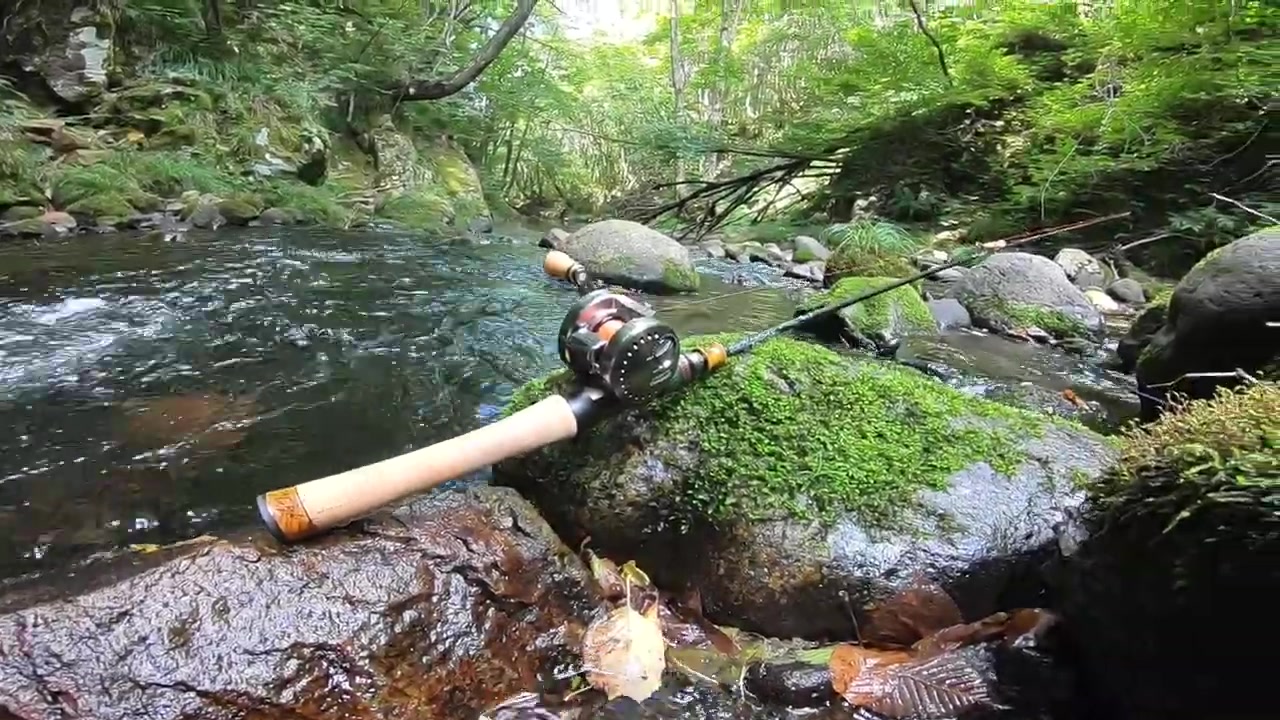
<box><xmin>967</xmin><ymin>297</ymin><xmax>1092</xmax><ymax>339</ymax></box>
<box><xmin>821</xmin><ymin>220</ymin><xmax>923</xmax><ymax>279</ymax></box>
<box><xmin>507</xmin><ymin>334</ymin><xmax>1047</xmax><ymax>528</ymax></box>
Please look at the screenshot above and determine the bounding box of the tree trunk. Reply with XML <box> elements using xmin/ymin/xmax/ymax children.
<box><xmin>385</xmin><ymin>0</ymin><xmax>537</xmax><ymax>102</ymax></box>
<box><xmin>668</xmin><ymin>0</ymin><xmax>687</xmax><ymax>202</ymax></box>
<box><xmin>702</xmin><ymin>0</ymin><xmax>744</xmax><ymax>179</ymax></box>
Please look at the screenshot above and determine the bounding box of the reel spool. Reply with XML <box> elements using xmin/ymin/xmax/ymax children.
<box><xmin>557</xmin><ymin>288</ymin><xmax>684</xmax><ymax>402</ymax></box>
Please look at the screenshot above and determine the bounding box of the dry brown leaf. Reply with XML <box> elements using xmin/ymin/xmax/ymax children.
<box><xmin>912</xmin><ymin>612</ymin><xmax>1011</xmax><ymax>658</ymax></box>
<box><xmin>1003</xmin><ymin>608</ymin><xmax>1059</xmax><ymax>647</ymax></box>
<box><xmin>862</xmin><ymin>575</ymin><xmax>964</xmax><ymax>648</ymax></box>
<box><xmin>586</xmin><ymin>551</ymin><xmax>627</xmax><ymax>601</ymax></box>
<box><xmin>1061</xmin><ymin>389</ymin><xmax>1088</xmax><ymax>409</ymax></box>
<box><xmin>582</xmin><ymin>599</ymin><xmax>666</xmax><ymax>702</ymax></box>
<box><xmin>829</xmin><ymin>644</ymin><xmax>914</xmax><ymax>697</ymax></box>
<box><xmin>843</xmin><ymin>651</ymin><xmax>994</xmax><ymax>719</ymax></box>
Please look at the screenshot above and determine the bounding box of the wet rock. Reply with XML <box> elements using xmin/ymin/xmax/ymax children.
<box><xmin>762</xmin><ymin>242</ymin><xmax>791</xmax><ymax>266</ymax></box>
<box><xmin>1083</xmin><ymin>288</ymin><xmax>1121</xmax><ymax>313</ymax></box>
<box><xmin>699</xmin><ymin>240</ymin><xmax>727</xmax><ymax>259</ymax></box>
<box><xmin>217</xmin><ymin>198</ymin><xmax>262</xmax><ymax>226</ymax></box>
<box><xmin>1053</xmin><ymin>248</ymin><xmax>1107</xmax><ymax>289</ymax></box>
<box><xmin>468</xmin><ymin>215</ymin><xmax>495</xmax><ymax>234</ymax></box>
<box><xmin>785</xmin><ymin>260</ymin><xmax>825</xmax><ymax>284</ymax></box>
<box><xmin>255</xmin><ymin>207</ymin><xmax>296</xmax><ymax>226</ymax></box>
<box><xmin>1135</xmin><ymin>228</ymin><xmax>1280</xmax><ymax>420</ymax></box>
<box><xmin>539</xmin><ymin>227</ymin><xmax>570</xmax><ymax>249</ymax></box>
<box><xmin>0</xmin><ymin>205</ymin><xmax>44</xmax><ymax>223</ymax></box>
<box><xmin>0</xmin><ymin>484</ymin><xmax>601</xmax><ymax>720</ymax></box>
<box><xmin>1107</xmin><ymin>278</ymin><xmax>1145</xmax><ymax>304</ymax></box>
<box><xmin>797</xmin><ymin>276</ymin><xmax>935</xmax><ymax>353</ymax></box>
<box><xmin>187</xmin><ymin>200</ymin><xmax>225</xmax><ymax>230</ymax></box>
<box><xmin>724</xmin><ymin>241</ymin><xmax>769</xmax><ymax>264</ymax></box>
<box><xmin>744</xmin><ymin>661</ymin><xmax>836</xmax><ymax>708</ymax></box>
<box><xmin>296</xmin><ymin>132</ymin><xmax>328</xmax><ymax>187</ymax></box>
<box><xmin>1058</xmin><ymin>383</ymin><xmax>1278</xmax><ymax>720</ymax></box>
<box><xmin>556</xmin><ymin>219</ymin><xmax>699</xmax><ymax>293</ymax></box>
<box><xmin>19</xmin><ymin>7</ymin><xmax>112</xmax><ymax>105</ymax></box>
<box><xmin>792</xmin><ymin>235</ymin><xmax>831</xmax><ymax>263</ymax></box>
<box><xmin>40</xmin><ymin>210</ymin><xmax>78</xmax><ymax>232</ymax></box>
<box><xmin>946</xmin><ymin>252</ymin><xmax>1102</xmax><ymax>339</ymax></box>
<box><xmin>0</xmin><ymin>217</ymin><xmax>62</xmax><ymax>239</ymax></box>
<box><xmin>933</xmin><ymin>229</ymin><xmax>967</xmax><ymax>244</ymax></box>
<box><xmin>928</xmin><ymin>298</ymin><xmax>972</xmax><ymax>330</ymax></box>
<box><xmin>496</xmin><ymin>335</ymin><xmax>1115</xmax><ymax>640</ymax></box>
<box><xmin>914</xmin><ymin>248</ymin><xmax>950</xmax><ymax>269</ymax></box>
<box><xmin>1111</xmin><ymin>302</ymin><xmax>1166</xmax><ymax>374</ymax></box>
<box><xmin>65</xmin><ymin>193</ymin><xmax>134</xmax><ymax>224</ymax></box>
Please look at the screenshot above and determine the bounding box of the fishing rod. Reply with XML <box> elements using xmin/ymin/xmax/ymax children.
<box><xmin>255</xmin><ymin>211</ymin><xmax>1127</xmax><ymax>543</ymax></box>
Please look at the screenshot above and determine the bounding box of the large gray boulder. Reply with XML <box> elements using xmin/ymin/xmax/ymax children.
<box><xmin>0</xmin><ymin>485</ymin><xmax>602</xmax><ymax>720</ymax></box>
<box><xmin>556</xmin><ymin>219</ymin><xmax>699</xmax><ymax>293</ymax></box>
<box><xmin>1136</xmin><ymin>227</ymin><xmax>1280</xmax><ymax>420</ymax></box>
<box><xmin>1053</xmin><ymin>248</ymin><xmax>1108</xmax><ymax>290</ymax></box>
<box><xmin>946</xmin><ymin>252</ymin><xmax>1103</xmax><ymax>338</ymax></box>
<box><xmin>12</xmin><ymin>6</ymin><xmax>112</xmax><ymax>105</ymax></box>
<box><xmin>495</xmin><ymin>334</ymin><xmax>1115</xmax><ymax>639</ymax></box>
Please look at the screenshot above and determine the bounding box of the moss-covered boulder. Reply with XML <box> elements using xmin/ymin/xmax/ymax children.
<box><xmin>65</xmin><ymin>193</ymin><xmax>134</xmax><ymax>222</ymax></box>
<box><xmin>217</xmin><ymin>195</ymin><xmax>263</xmax><ymax>226</ymax></box>
<box><xmin>494</xmin><ymin>334</ymin><xmax>1115</xmax><ymax>639</ymax></box>
<box><xmin>556</xmin><ymin>219</ymin><xmax>700</xmax><ymax>293</ymax></box>
<box><xmin>1058</xmin><ymin>382</ymin><xmax>1278</xmax><ymax>720</ymax></box>
<box><xmin>945</xmin><ymin>252</ymin><xmax>1102</xmax><ymax>339</ymax></box>
<box><xmin>796</xmin><ymin>276</ymin><xmax>935</xmax><ymax>353</ymax></box>
<box><xmin>1111</xmin><ymin>300</ymin><xmax>1167</xmax><ymax>374</ymax></box>
<box><xmin>1135</xmin><ymin>227</ymin><xmax>1280</xmax><ymax>421</ymax></box>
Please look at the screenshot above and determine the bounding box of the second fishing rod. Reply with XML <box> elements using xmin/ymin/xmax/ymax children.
<box><xmin>255</xmin><ymin>211</ymin><xmax>1127</xmax><ymax>543</ymax></box>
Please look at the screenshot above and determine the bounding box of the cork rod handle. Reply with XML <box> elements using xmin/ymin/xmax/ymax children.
<box><xmin>257</xmin><ymin>395</ymin><xmax>580</xmax><ymax>542</ymax></box>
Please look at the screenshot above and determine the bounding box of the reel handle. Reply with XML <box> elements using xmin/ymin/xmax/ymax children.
<box><xmin>256</xmin><ymin>394</ymin><xmax>584</xmax><ymax>543</ymax></box>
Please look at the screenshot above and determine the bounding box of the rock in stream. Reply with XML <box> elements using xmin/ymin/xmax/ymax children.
<box><xmin>495</xmin><ymin>334</ymin><xmax>1117</xmax><ymax>640</ymax></box>
<box><xmin>0</xmin><ymin>485</ymin><xmax>601</xmax><ymax>720</ymax></box>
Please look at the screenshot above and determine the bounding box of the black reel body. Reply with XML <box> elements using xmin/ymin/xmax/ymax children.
<box><xmin>557</xmin><ymin>289</ymin><xmax>684</xmax><ymax>402</ymax></box>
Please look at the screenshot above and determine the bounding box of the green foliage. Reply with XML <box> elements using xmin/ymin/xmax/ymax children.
<box><xmin>822</xmin><ymin>220</ymin><xmax>922</xmax><ymax>277</ymax></box>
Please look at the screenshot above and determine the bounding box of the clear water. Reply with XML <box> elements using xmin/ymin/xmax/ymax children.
<box><xmin>0</xmin><ymin>227</ymin><xmax>797</xmax><ymax>581</ymax></box>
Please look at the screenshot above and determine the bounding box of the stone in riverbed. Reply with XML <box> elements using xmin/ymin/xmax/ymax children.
<box><xmin>1058</xmin><ymin>383</ymin><xmax>1278</xmax><ymax>720</ymax></box>
<box><xmin>1135</xmin><ymin>227</ymin><xmax>1280</xmax><ymax>420</ymax></box>
<box><xmin>1053</xmin><ymin>247</ymin><xmax>1108</xmax><ymax>289</ymax></box>
<box><xmin>0</xmin><ymin>485</ymin><xmax>602</xmax><ymax>720</ymax></box>
<box><xmin>495</xmin><ymin>334</ymin><xmax>1115</xmax><ymax>640</ymax></box>
<box><xmin>946</xmin><ymin>252</ymin><xmax>1102</xmax><ymax>339</ymax></box>
<box><xmin>796</xmin><ymin>276</ymin><xmax>935</xmax><ymax>353</ymax></box>
<box><xmin>927</xmin><ymin>298</ymin><xmax>972</xmax><ymax>330</ymax></box>
<box><xmin>1107</xmin><ymin>277</ymin><xmax>1146</xmax><ymax>304</ymax></box>
<box><xmin>555</xmin><ymin>219</ymin><xmax>699</xmax><ymax>293</ymax></box>
<box><xmin>791</xmin><ymin>235</ymin><xmax>831</xmax><ymax>263</ymax></box>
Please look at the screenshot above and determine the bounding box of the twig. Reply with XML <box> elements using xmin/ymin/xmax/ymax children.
<box><xmin>1114</xmin><ymin>232</ymin><xmax>1178</xmax><ymax>253</ymax></box>
<box><xmin>1209</xmin><ymin>192</ymin><xmax>1278</xmax><ymax>224</ymax></box>
<box><xmin>906</xmin><ymin>0</ymin><xmax>952</xmax><ymax>87</ymax></box>
<box><xmin>1145</xmin><ymin>369</ymin><xmax>1261</xmax><ymax>389</ymax></box>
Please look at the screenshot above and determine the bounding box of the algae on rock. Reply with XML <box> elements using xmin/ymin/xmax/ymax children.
<box><xmin>497</xmin><ymin>334</ymin><xmax>1114</xmax><ymax>638</ymax></box>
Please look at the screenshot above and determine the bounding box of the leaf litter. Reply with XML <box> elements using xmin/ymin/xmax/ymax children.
<box><xmin>828</xmin><ymin>574</ymin><xmax>1061</xmax><ymax>719</ymax></box>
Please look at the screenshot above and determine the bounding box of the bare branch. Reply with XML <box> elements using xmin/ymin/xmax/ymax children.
<box><xmin>906</xmin><ymin>0</ymin><xmax>952</xmax><ymax>87</ymax></box>
<box><xmin>1209</xmin><ymin>192</ymin><xmax>1278</xmax><ymax>224</ymax></box>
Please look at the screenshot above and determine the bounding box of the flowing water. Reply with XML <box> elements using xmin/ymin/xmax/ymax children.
<box><xmin>0</xmin><ymin>226</ymin><xmax>799</xmax><ymax>582</ymax></box>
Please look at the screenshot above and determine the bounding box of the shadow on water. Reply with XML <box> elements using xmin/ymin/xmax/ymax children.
<box><xmin>0</xmin><ymin>227</ymin><xmax>796</xmax><ymax>581</ymax></box>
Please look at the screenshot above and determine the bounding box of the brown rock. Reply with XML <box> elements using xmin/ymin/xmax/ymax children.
<box><xmin>0</xmin><ymin>485</ymin><xmax>602</xmax><ymax>720</ymax></box>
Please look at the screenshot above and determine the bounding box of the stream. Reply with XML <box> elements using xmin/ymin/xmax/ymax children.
<box><xmin>0</xmin><ymin>225</ymin><xmax>1139</xmax><ymax>585</ymax></box>
<box><xmin>0</xmin><ymin>225</ymin><xmax>799</xmax><ymax>582</ymax></box>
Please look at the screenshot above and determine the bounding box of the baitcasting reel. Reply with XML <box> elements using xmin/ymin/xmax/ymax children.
<box><xmin>557</xmin><ymin>288</ymin><xmax>684</xmax><ymax>402</ymax></box>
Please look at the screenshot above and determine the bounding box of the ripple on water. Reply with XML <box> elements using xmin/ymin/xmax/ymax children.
<box><xmin>0</xmin><ymin>227</ymin><xmax>798</xmax><ymax>580</ymax></box>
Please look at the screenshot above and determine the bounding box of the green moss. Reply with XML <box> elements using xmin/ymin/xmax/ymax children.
<box><xmin>128</xmin><ymin>190</ymin><xmax>165</xmax><ymax>213</ymax></box>
<box><xmin>1094</xmin><ymin>382</ymin><xmax>1278</xmax><ymax>537</ymax></box>
<box><xmin>660</xmin><ymin>258</ymin><xmax>701</xmax><ymax>292</ymax></box>
<box><xmin>218</xmin><ymin>200</ymin><xmax>259</xmax><ymax>224</ymax></box>
<box><xmin>376</xmin><ymin>186</ymin><xmax>453</xmax><ymax>231</ymax></box>
<box><xmin>798</xmin><ymin>276</ymin><xmax>933</xmax><ymax>341</ymax></box>
<box><xmin>66</xmin><ymin>193</ymin><xmax>135</xmax><ymax>219</ymax></box>
<box><xmin>507</xmin><ymin>334</ymin><xmax>1047</xmax><ymax>527</ymax></box>
<box><xmin>969</xmin><ymin>297</ymin><xmax>1091</xmax><ymax>339</ymax></box>
<box><xmin>264</xmin><ymin>181</ymin><xmax>351</xmax><ymax>227</ymax></box>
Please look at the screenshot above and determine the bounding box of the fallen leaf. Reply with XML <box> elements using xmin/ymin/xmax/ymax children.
<box><xmin>657</xmin><ymin>588</ymin><xmax>740</xmax><ymax>655</ymax></box>
<box><xmin>586</xmin><ymin>550</ymin><xmax>626</xmax><ymax>601</ymax></box>
<box><xmin>829</xmin><ymin>644</ymin><xmax>913</xmax><ymax>697</ymax></box>
<box><xmin>1061</xmin><ymin>388</ymin><xmax>1089</xmax><ymax>409</ymax></box>
<box><xmin>912</xmin><ymin>612</ymin><xmax>1011</xmax><ymax>658</ymax></box>
<box><xmin>843</xmin><ymin>651</ymin><xmax>995</xmax><ymax>719</ymax></box>
<box><xmin>1002</xmin><ymin>608</ymin><xmax>1059</xmax><ymax>648</ymax></box>
<box><xmin>619</xmin><ymin>559</ymin><xmax>651</xmax><ymax>587</ymax></box>
<box><xmin>582</xmin><ymin>597</ymin><xmax>666</xmax><ymax>702</ymax></box>
<box><xmin>862</xmin><ymin>575</ymin><xmax>964</xmax><ymax>648</ymax></box>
